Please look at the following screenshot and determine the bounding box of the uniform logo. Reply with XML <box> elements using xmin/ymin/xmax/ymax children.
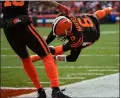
<box><xmin>13</xmin><ymin>18</ymin><xmax>21</xmax><ymax>24</ymax></box>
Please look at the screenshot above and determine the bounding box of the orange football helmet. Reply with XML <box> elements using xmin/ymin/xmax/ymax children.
<box><xmin>52</xmin><ymin>16</ymin><xmax>72</xmax><ymax>39</ymax></box>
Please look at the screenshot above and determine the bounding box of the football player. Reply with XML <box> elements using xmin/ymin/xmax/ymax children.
<box><xmin>31</xmin><ymin>7</ymin><xmax>113</xmax><ymax>62</ymax></box>
<box><xmin>2</xmin><ymin>1</ymin><xmax>71</xmax><ymax>98</ymax></box>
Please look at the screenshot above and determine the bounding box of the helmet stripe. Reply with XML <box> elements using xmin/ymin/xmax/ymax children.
<box><xmin>52</xmin><ymin>16</ymin><xmax>67</xmax><ymax>36</ymax></box>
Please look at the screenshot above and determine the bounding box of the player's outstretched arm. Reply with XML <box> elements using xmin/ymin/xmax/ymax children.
<box><xmin>94</xmin><ymin>7</ymin><xmax>113</xmax><ymax>19</ymax></box>
<box><xmin>40</xmin><ymin>1</ymin><xmax>70</xmax><ymax>15</ymax></box>
<box><xmin>55</xmin><ymin>48</ymin><xmax>81</xmax><ymax>62</ymax></box>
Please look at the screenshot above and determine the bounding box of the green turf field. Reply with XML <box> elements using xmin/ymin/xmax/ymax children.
<box><xmin>1</xmin><ymin>24</ymin><xmax>119</xmax><ymax>87</ymax></box>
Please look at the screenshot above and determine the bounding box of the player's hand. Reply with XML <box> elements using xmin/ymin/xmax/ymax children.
<box><xmin>58</xmin><ymin>4</ymin><xmax>70</xmax><ymax>15</ymax></box>
<box><xmin>105</xmin><ymin>7</ymin><xmax>113</xmax><ymax>15</ymax></box>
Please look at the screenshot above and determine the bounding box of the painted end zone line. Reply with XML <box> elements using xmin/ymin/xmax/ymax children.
<box><xmin>16</xmin><ymin>73</ymin><xmax>119</xmax><ymax>98</ymax></box>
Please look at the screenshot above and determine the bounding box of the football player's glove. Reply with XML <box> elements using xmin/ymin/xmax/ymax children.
<box><xmin>58</xmin><ymin>4</ymin><xmax>70</xmax><ymax>15</ymax></box>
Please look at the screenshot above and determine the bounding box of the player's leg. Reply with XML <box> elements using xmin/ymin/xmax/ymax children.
<box><xmin>30</xmin><ymin>42</ymin><xmax>71</xmax><ymax>62</ymax></box>
<box><xmin>54</xmin><ymin>45</ymin><xmax>64</xmax><ymax>55</ymax></box>
<box><xmin>30</xmin><ymin>45</ymin><xmax>64</xmax><ymax>62</ymax></box>
<box><xmin>26</xmin><ymin>23</ymin><xmax>71</xmax><ymax>98</ymax></box>
<box><xmin>94</xmin><ymin>7</ymin><xmax>113</xmax><ymax>19</ymax></box>
<box><xmin>3</xmin><ymin>26</ymin><xmax>44</xmax><ymax>97</ymax></box>
<box><xmin>30</xmin><ymin>54</ymin><xmax>42</xmax><ymax>62</ymax></box>
<box><xmin>27</xmin><ymin>23</ymin><xmax>59</xmax><ymax>86</ymax></box>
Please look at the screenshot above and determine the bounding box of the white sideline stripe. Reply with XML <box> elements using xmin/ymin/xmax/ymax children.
<box><xmin>1</xmin><ymin>66</ymin><xmax>118</xmax><ymax>69</ymax></box>
<box><xmin>1</xmin><ymin>54</ymin><xmax>119</xmax><ymax>57</ymax></box>
<box><xmin>16</xmin><ymin>73</ymin><xmax>119</xmax><ymax>97</ymax></box>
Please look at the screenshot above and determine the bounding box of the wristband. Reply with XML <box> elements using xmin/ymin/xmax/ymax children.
<box><xmin>56</xmin><ymin>55</ymin><xmax>66</xmax><ymax>62</ymax></box>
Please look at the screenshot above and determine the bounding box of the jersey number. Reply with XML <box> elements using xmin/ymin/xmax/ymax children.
<box><xmin>4</xmin><ymin>1</ymin><xmax>24</xmax><ymax>7</ymax></box>
<box><xmin>77</xmin><ymin>18</ymin><xmax>94</xmax><ymax>27</ymax></box>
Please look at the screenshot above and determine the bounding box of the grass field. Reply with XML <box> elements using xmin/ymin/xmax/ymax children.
<box><xmin>1</xmin><ymin>24</ymin><xmax>119</xmax><ymax>88</ymax></box>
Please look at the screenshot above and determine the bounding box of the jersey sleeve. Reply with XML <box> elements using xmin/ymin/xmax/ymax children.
<box><xmin>66</xmin><ymin>47</ymin><xmax>82</xmax><ymax>62</ymax></box>
<box><xmin>62</xmin><ymin>41</ymin><xmax>71</xmax><ymax>52</ymax></box>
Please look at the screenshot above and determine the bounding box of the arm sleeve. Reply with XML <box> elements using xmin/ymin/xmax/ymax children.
<box><xmin>62</xmin><ymin>41</ymin><xmax>71</xmax><ymax>52</ymax></box>
<box><xmin>46</xmin><ymin>30</ymin><xmax>56</xmax><ymax>44</ymax></box>
<box><xmin>66</xmin><ymin>48</ymin><xmax>82</xmax><ymax>62</ymax></box>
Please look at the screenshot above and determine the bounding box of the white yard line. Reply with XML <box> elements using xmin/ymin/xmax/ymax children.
<box><xmin>87</xmin><ymin>47</ymin><xmax>119</xmax><ymax>49</ymax></box>
<box><xmin>81</xmin><ymin>54</ymin><xmax>119</xmax><ymax>56</ymax></box>
<box><xmin>88</xmin><ymin>69</ymin><xmax>118</xmax><ymax>72</ymax></box>
<box><xmin>1</xmin><ymin>54</ymin><xmax>119</xmax><ymax>57</ymax></box>
<box><xmin>1</xmin><ymin>55</ymin><xmax>17</xmax><ymax>57</ymax></box>
<box><xmin>1</xmin><ymin>87</ymin><xmax>36</xmax><ymax>90</ymax></box>
<box><xmin>16</xmin><ymin>73</ymin><xmax>119</xmax><ymax>97</ymax></box>
<box><xmin>101</xmin><ymin>31</ymin><xmax>119</xmax><ymax>34</ymax></box>
<box><xmin>70</xmin><ymin>72</ymin><xmax>104</xmax><ymax>76</ymax></box>
<box><xmin>1</xmin><ymin>47</ymin><xmax>119</xmax><ymax>51</ymax></box>
<box><xmin>59</xmin><ymin>77</ymin><xmax>86</xmax><ymax>80</ymax></box>
<box><xmin>1</xmin><ymin>48</ymin><xmax>11</xmax><ymax>50</ymax></box>
<box><xmin>1</xmin><ymin>65</ymin><xmax>118</xmax><ymax>69</ymax></box>
<box><xmin>27</xmin><ymin>81</ymin><xmax>64</xmax><ymax>84</ymax></box>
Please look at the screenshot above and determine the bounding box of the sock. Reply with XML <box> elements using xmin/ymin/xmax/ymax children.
<box><xmin>53</xmin><ymin>59</ymin><xmax>58</xmax><ymax>78</ymax></box>
<box><xmin>52</xmin><ymin>87</ymin><xmax>60</xmax><ymax>92</ymax></box>
<box><xmin>94</xmin><ymin>7</ymin><xmax>112</xmax><ymax>19</ymax></box>
<box><xmin>30</xmin><ymin>55</ymin><xmax>41</xmax><ymax>62</ymax></box>
<box><xmin>21</xmin><ymin>57</ymin><xmax>42</xmax><ymax>89</ymax></box>
<box><xmin>42</xmin><ymin>54</ymin><xmax>59</xmax><ymax>87</ymax></box>
<box><xmin>38</xmin><ymin>88</ymin><xmax>44</xmax><ymax>93</ymax></box>
<box><xmin>55</xmin><ymin>45</ymin><xmax>64</xmax><ymax>55</ymax></box>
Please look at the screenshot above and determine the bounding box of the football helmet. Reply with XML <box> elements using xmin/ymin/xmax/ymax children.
<box><xmin>52</xmin><ymin>16</ymin><xmax>72</xmax><ymax>40</ymax></box>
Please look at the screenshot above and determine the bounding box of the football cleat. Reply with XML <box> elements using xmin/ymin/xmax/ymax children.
<box><xmin>36</xmin><ymin>88</ymin><xmax>46</xmax><ymax>98</ymax></box>
<box><xmin>52</xmin><ymin>88</ymin><xmax>71</xmax><ymax>98</ymax></box>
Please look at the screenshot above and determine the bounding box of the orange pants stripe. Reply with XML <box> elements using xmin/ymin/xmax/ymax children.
<box><xmin>28</xmin><ymin>25</ymin><xmax>49</xmax><ymax>55</ymax></box>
